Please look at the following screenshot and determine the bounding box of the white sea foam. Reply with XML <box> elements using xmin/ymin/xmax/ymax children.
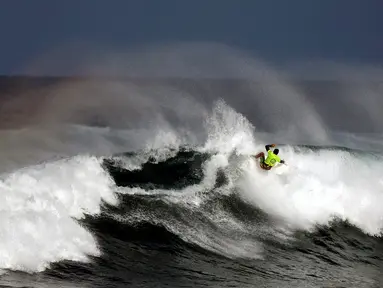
<box><xmin>201</xmin><ymin>103</ymin><xmax>383</xmax><ymax>236</ymax></box>
<box><xmin>0</xmin><ymin>156</ymin><xmax>117</xmax><ymax>273</ymax></box>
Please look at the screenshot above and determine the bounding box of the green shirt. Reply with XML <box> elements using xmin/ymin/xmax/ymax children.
<box><xmin>264</xmin><ymin>150</ymin><xmax>281</xmax><ymax>167</ymax></box>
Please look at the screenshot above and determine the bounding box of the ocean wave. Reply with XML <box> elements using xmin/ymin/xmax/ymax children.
<box><xmin>0</xmin><ymin>99</ymin><xmax>382</xmax><ymax>288</ymax></box>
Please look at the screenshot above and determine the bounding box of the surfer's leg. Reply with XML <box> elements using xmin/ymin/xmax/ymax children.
<box><xmin>260</xmin><ymin>162</ymin><xmax>271</xmax><ymax>170</ymax></box>
<box><xmin>255</xmin><ymin>152</ymin><xmax>264</xmax><ymax>159</ymax></box>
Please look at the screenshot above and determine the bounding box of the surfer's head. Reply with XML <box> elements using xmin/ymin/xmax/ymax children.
<box><xmin>273</xmin><ymin>149</ymin><xmax>279</xmax><ymax>155</ymax></box>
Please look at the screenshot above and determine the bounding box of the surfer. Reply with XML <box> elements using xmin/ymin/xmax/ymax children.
<box><xmin>253</xmin><ymin>144</ymin><xmax>285</xmax><ymax>170</ymax></box>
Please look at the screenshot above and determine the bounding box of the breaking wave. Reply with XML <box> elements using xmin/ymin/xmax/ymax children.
<box><xmin>0</xmin><ymin>101</ymin><xmax>382</xmax><ymax>288</ymax></box>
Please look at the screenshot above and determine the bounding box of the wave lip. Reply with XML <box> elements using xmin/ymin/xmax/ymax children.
<box><xmin>102</xmin><ymin>148</ymin><xmax>210</xmax><ymax>190</ymax></box>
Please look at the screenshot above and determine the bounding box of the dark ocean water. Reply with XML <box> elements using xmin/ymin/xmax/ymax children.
<box><xmin>0</xmin><ymin>76</ymin><xmax>382</xmax><ymax>288</ymax></box>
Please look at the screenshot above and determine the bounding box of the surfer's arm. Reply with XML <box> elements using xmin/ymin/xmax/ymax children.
<box><xmin>265</xmin><ymin>144</ymin><xmax>276</xmax><ymax>151</ymax></box>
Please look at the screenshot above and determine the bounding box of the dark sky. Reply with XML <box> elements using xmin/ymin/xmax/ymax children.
<box><xmin>0</xmin><ymin>0</ymin><xmax>382</xmax><ymax>75</ymax></box>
